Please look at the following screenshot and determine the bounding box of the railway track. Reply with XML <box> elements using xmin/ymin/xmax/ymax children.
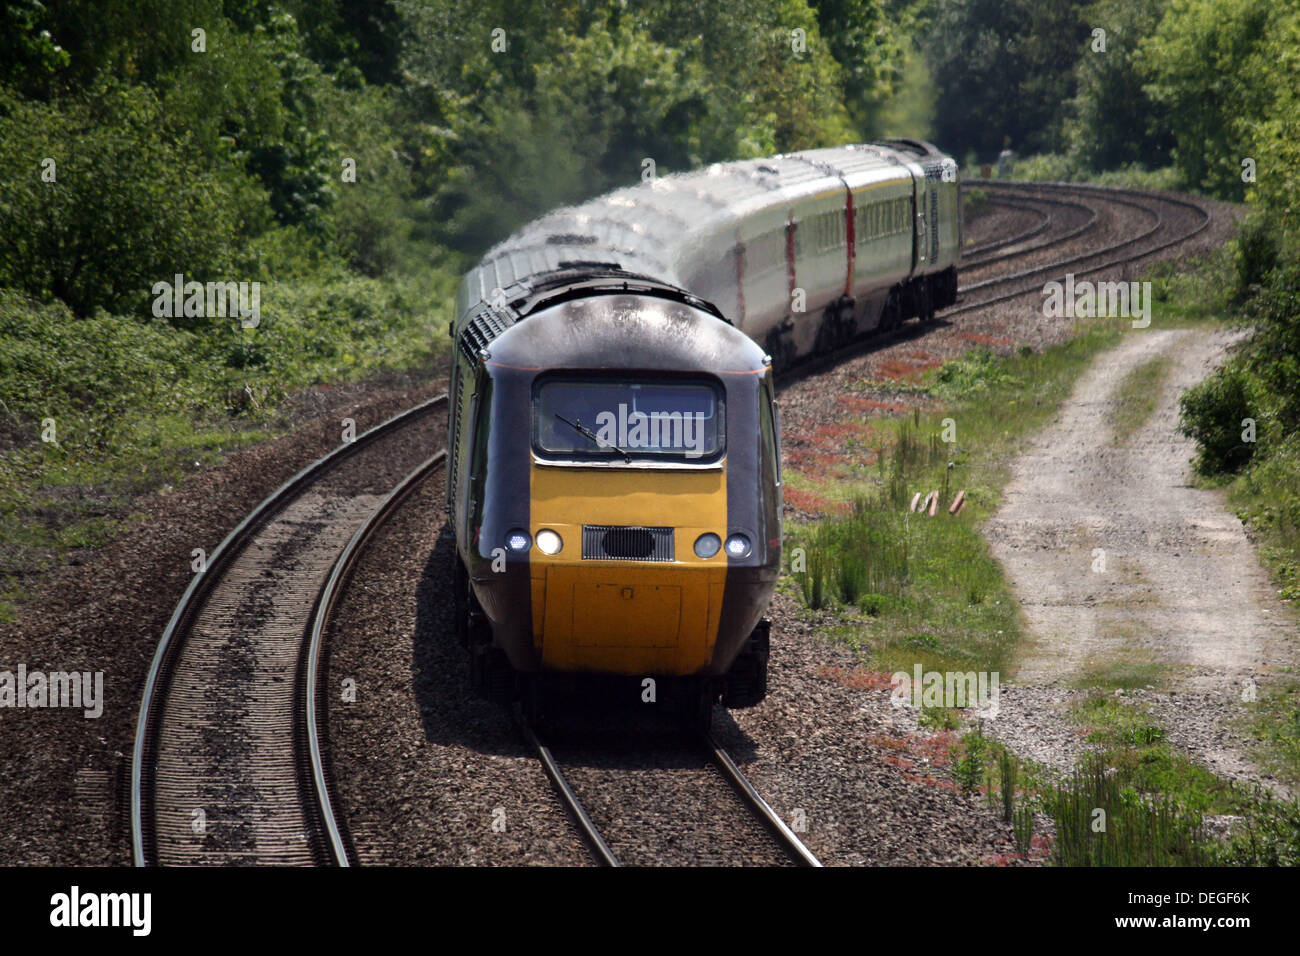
<box><xmin>131</xmin><ymin>394</ymin><xmax>448</xmax><ymax>866</ymax></box>
<box><xmin>523</xmin><ymin>720</ymin><xmax>822</xmax><ymax>867</ymax></box>
<box><xmin>960</xmin><ymin>193</ymin><xmax>1097</xmax><ymax>270</ymax></box>
<box><xmin>953</xmin><ymin>180</ymin><xmax>1211</xmax><ymax>314</ymax></box>
<box><xmin>961</xmin><ymin>197</ymin><xmax>1052</xmax><ymax>259</ymax></box>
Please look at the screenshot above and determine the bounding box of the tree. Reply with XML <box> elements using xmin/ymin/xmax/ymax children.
<box><xmin>1068</xmin><ymin>0</ymin><xmax>1174</xmax><ymax>171</ymax></box>
<box><xmin>920</xmin><ymin>0</ymin><xmax>1090</xmax><ymax>160</ymax></box>
<box><xmin>0</xmin><ymin>86</ymin><xmax>250</xmax><ymax>317</ymax></box>
<box><xmin>1140</xmin><ymin>0</ymin><xmax>1274</xmax><ymax>200</ymax></box>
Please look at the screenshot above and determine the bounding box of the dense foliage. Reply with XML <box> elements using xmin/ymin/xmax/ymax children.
<box><xmin>0</xmin><ymin>0</ymin><xmax>908</xmax><ymax>445</ymax></box>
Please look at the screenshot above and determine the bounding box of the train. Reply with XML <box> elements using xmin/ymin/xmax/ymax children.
<box><xmin>446</xmin><ymin>139</ymin><xmax>961</xmax><ymax>728</ymax></box>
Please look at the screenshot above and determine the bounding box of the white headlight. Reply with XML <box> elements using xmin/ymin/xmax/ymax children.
<box><xmin>536</xmin><ymin>529</ymin><xmax>563</xmax><ymax>555</ymax></box>
<box><xmin>724</xmin><ymin>533</ymin><xmax>752</xmax><ymax>558</ymax></box>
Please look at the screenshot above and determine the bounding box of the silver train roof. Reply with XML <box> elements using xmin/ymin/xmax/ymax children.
<box><xmin>455</xmin><ymin>142</ymin><xmax>930</xmax><ymax>319</ymax></box>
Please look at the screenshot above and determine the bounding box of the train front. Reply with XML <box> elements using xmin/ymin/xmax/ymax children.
<box><xmin>463</xmin><ymin>290</ymin><xmax>781</xmax><ymax>707</ymax></box>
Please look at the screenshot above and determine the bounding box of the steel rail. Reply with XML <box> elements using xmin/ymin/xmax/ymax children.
<box><xmin>302</xmin><ymin>449</ymin><xmax>448</xmax><ymax>866</ymax></box>
<box><xmin>961</xmin><ymin>195</ymin><xmax>1086</xmax><ymax>264</ymax></box>
<box><xmin>521</xmin><ymin>721</ymin><xmax>622</xmax><ymax>867</ymax></box>
<box><xmin>703</xmin><ymin>733</ymin><xmax>822</xmax><ymax>867</ymax></box>
<box><xmin>131</xmin><ymin>393</ymin><xmax>448</xmax><ymax>866</ymax></box>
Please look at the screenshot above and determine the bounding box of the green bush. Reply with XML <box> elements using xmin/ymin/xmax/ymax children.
<box><xmin>1247</xmin><ymin>261</ymin><xmax>1300</xmax><ymax>431</ymax></box>
<box><xmin>1007</xmin><ymin>152</ymin><xmax>1082</xmax><ymax>182</ymax></box>
<box><xmin>0</xmin><ymin>290</ymin><xmax>192</xmax><ymax>450</ymax></box>
<box><xmin>1178</xmin><ymin>361</ymin><xmax>1261</xmax><ymax>475</ymax></box>
<box><xmin>1234</xmin><ymin>214</ymin><xmax>1281</xmax><ymax>305</ymax></box>
<box><xmin>1211</xmin><ymin>788</ymin><xmax>1300</xmax><ymax>866</ymax></box>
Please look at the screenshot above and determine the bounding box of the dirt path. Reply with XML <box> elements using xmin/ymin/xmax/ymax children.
<box><xmin>983</xmin><ymin>327</ymin><xmax>1298</xmax><ymax>792</ymax></box>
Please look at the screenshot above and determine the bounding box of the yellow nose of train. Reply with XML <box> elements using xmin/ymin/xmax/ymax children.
<box><xmin>528</xmin><ymin>465</ymin><xmax>730</xmax><ymax>676</ymax></box>
<box><xmin>449</xmin><ymin>285</ymin><xmax>781</xmax><ymax>717</ymax></box>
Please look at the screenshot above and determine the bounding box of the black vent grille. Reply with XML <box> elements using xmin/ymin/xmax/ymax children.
<box><xmin>582</xmin><ymin>525</ymin><xmax>674</xmax><ymax>562</ymax></box>
<box><xmin>457</xmin><ymin>304</ymin><xmax>515</xmax><ymax>364</ymax></box>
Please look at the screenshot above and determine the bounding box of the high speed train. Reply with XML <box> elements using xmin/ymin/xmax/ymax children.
<box><xmin>446</xmin><ymin>139</ymin><xmax>960</xmax><ymax>727</ymax></box>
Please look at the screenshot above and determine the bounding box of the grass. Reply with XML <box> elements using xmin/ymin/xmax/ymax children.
<box><xmin>1227</xmin><ymin>432</ymin><xmax>1300</xmax><ymax>603</ymax></box>
<box><xmin>952</xmin><ymin>702</ymin><xmax>1300</xmax><ymax>866</ymax></box>
<box><xmin>785</xmin><ymin>318</ymin><xmax>1131</xmax><ymax>685</ymax></box>
<box><xmin>1069</xmin><ymin>693</ymin><xmax>1236</xmax><ymax>814</ymax></box>
<box><xmin>0</xmin><ymin>413</ymin><xmax>279</xmax><ymax>616</ymax></box>
<box><xmin>1072</xmin><ymin>644</ymin><xmax>1170</xmax><ymax>692</ymax></box>
<box><xmin>1111</xmin><ymin>355</ymin><xmax>1174</xmax><ymax>443</ymax></box>
<box><xmin>0</xmin><ymin>265</ymin><xmax>458</xmax><ymax>623</ymax></box>
<box><xmin>1048</xmin><ymin>752</ymin><xmax>1211</xmax><ymax>866</ymax></box>
<box><xmin>1240</xmin><ymin>674</ymin><xmax>1300</xmax><ymax>789</ymax></box>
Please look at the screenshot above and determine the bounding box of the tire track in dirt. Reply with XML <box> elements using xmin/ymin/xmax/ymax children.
<box><xmin>983</xmin><ymin>327</ymin><xmax>1298</xmax><ymax>792</ymax></box>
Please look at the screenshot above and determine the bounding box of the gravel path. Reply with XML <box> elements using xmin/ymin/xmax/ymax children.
<box><xmin>983</xmin><ymin>328</ymin><xmax>1299</xmax><ymax>792</ymax></box>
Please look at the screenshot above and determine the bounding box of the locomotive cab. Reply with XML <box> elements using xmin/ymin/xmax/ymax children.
<box><xmin>449</xmin><ymin>287</ymin><xmax>782</xmax><ymax>724</ymax></box>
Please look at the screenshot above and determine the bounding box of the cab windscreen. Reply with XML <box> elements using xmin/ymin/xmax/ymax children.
<box><xmin>533</xmin><ymin>377</ymin><xmax>724</xmax><ymax>463</ymax></box>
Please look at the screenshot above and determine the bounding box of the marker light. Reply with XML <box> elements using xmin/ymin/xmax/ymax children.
<box><xmin>505</xmin><ymin>529</ymin><xmax>532</xmax><ymax>553</ymax></box>
<box><xmin>694</xmin><ymin>533</ymin><xmax>722</xmax><ymax>559</ymax></box>
<box><xmin>536</xmin><ymin>529</ymin><xmax>563</xmax><ymax>555</ymax></box>
<box><xmin>724</xmin><ymin>533</ymin><xmax>752</xmax><ymax>558</ymax></box>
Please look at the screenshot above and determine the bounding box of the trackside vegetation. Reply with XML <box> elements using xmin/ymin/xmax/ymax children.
<box><xmin>782</xmin><ymin>266</ymin><xmax>1299</xmax><ymax>864</ymax></box>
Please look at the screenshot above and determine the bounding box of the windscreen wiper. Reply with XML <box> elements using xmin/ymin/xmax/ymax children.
<box><xmin>554</xmin><ymin>413</ymin><xmax>632</xmax><ymax>463</ymax></box>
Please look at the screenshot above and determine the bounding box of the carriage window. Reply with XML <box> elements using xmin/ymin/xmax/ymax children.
<box><xmin>534</xmin><ymin>377</ymin><xmax>724</xmax><ymax>463</ymax></box>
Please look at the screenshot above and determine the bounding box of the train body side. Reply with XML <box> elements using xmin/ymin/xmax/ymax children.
<box><xmin>456</xmin><ymin>140</ymin><xmax>961</xmax><ymax>370</ymax></box>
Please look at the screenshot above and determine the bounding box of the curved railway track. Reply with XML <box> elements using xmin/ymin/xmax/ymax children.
<box><xmin>960</xmin><ymin>193</ymin><xmax>1097</xmax><ymax>270</ymax></box>
<box><xmin>129</xmin><ymin>180</ymin><xmax>1217</xmax><ymax>867</ymax></box>
<box><xmin>961</xmin><ymin>198</ymin><xmax>1052</xmax><ymax>259</ymax></box>
<box><xmin>954</xmin><ymin>180</ymin><xmax>1211</xmax><ymax>313</ymax></box>
<box><xmin>131</xmin><ymin>395</ymin><xmax>448</xmax><ymax>866</ymax></box>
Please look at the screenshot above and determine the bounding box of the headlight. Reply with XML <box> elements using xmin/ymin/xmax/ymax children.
<box><xmin>505</xmin><ymin>528</ymin><xmax>531</xmax><ymax>553</ymax></box>
<box><xmin>536</xmin><ymin>529</ymin><xmax>563</xmax><ymax>555</ymax></box>
<box><xmin>693</xmin><ymin>532</ymin><xmax>722</xmax><ymax>558</ymax></box>
<box><xmin>724</xmin><ymin>533</ymin><xmax>752</xmax><ymax>558</ymax></box>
